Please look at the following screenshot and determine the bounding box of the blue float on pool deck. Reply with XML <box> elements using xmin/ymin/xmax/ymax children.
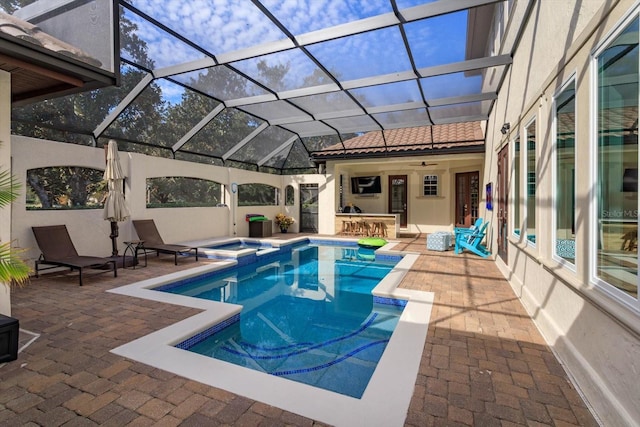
<box><xmin>358</xmin><ymin>237</ymin><xmax>387</xmax><ymax>249</ymax></box>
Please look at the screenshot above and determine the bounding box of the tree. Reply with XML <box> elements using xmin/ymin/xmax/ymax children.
<box><xmin>238</xmin><ymin>183</ymin><xmax>279</xmax><ymax>206</ymax></box>
<box><xmin>146</xmin><ymin>177</ymin><xmax>221</xmax><ymax>207</ymax></box>
<box><xmin>12</xmin><ymin>8</ymin><xmax>166</xmax><ymax>196</ymax></box>
<box><xmin>26</xmin><ymin>167</ymin><xmax>104</xmax><ymax>209</ymax></box>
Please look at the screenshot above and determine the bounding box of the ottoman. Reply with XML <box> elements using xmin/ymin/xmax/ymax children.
<box><xmin>427</xmin><ymin>231</ymin><xmax>452</xmax><ymax>251</ymax></box>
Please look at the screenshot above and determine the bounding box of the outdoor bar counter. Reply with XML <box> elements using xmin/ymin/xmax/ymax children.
<box><xmin>335</xmin><ymin>213</ymin><xmax>399</xmax><ymax>238</ymax></box>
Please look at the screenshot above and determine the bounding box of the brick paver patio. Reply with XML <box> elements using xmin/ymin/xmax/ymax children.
<box><xmin>0</xmin><ymin>234</ymin><xmax>599</xmax><ymax>426</ymax></box>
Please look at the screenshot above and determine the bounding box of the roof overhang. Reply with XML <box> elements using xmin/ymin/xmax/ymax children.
<box><xmin>465</xmin><ymin>3</ymin><xmax>497</xmax><ymax>76</ymax></box>
<box><xmin>0</xmin><ymin>34</ymin><xmax>116</xmax><ymax>105</ymax></box>
<box><xmin>311</xmin><ymin>143</ymin><xmax>485</xmax><ymax>163</ymax></box>
<box><xmin>0</xmin><ymin>9</ymin><xmax>117</xmax><ymax>106</ymax></box>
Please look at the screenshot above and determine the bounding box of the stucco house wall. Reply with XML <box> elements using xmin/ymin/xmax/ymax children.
<box><xmin>485</xmin><ymin>1</ymin><xmax>640</xmax><ymax>425</ymax></box>
<box><xmin>328</xmin><ymin>153</ymin><xmax>485</xmax><ymax>235</ymax></box>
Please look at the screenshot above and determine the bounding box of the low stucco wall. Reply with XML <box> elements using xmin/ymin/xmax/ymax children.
<box><xmin>11</xmin><ymin>136</ymin><xmax>327</xmax><ymax>270</ymax></box>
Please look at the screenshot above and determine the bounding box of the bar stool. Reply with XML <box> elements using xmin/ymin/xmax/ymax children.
<box><xmin>341</xmin><ymin>220</ymin><xmax>352</xmax><ymax>235</ymax></box>
<box><xmin>379</xmin><ymin>222</ymin><xmax>388</xmax><ymax>237</ymax></box>
<box><xmin>342</xmin><ymin>220</ymin><xmax>357</xmax><ymax>235</ymax></box>
<box><xmin>360</xmin><ymin>221</ymin><xmax>372</xmax><ymax>237</ymax></box>
<box><xmin>372</xmin><ymin>222</ymin><xmax>388</xmax><ymax>237</ymax></box>
<box><xmin>352</xmin><ymin>221</ymin><xmax>362</xmax><ymax>236</ymax></box>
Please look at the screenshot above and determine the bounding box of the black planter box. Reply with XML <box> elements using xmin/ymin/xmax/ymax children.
<box><xmin>249</xmin><ymin>220</ymin><xmax>272</xmax><ymax>238</ymax></box>
<box><xmin>0</xmin><ymin>314</ymin><xmax>19</xmax><ymax>363</ymax></box>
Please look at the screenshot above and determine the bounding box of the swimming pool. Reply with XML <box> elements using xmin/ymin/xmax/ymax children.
<box><xmin>158</xmin><ymin>244</ymin><xmax>403</xmax><ymax>398</ymax></box>
<box><xmin>109</xmin><ymin>237</ymin><xmax>433</xmax><ymax>426</ymax></box>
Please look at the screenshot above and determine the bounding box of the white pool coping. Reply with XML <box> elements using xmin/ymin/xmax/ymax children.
<box><xmin>108</xmin><ymin>241</ymin><xmax>433</xmax><ymax>427</ymax></box>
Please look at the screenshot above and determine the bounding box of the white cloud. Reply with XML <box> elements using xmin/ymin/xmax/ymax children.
<box><xmin>123</xmin><ymin>0</ymin><xmax>464</xmax><ymax>94</ymax></box>
<box><xmin>129</xmin><ymin>0</ymin><xmax>285</xmax><ymax>55</ymax></box>
<box><xmin>262</xmin><ymin>0</ymin><xmax>391</xmax><ymax>34</ymax></box>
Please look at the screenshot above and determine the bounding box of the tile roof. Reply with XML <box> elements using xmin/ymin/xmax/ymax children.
<box><xmin>0</xmin><ymin>12</ymin><xmax>101</xmax><ymax>67</ymax></box>
<box><xmin>312</xmin><ymin>121</ymin><xmax>485</xmax><ymax>159</ymax></box>
<box><xmin>0</xmin><ymin>11</ymin><xmax>113</xmax><ymax>105</ymax></box>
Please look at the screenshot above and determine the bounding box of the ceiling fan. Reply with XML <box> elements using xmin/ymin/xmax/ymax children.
<box><xmin>408</xmin><ymin>161</ymin><xmax>438</xmax><ymax>167</ymax></box>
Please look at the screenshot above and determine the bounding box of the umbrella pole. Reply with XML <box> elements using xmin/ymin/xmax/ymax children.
<box><xmin>110</xmin><ymin>221</ymin><xmax>119</xmax><ymax>257</ymax></box>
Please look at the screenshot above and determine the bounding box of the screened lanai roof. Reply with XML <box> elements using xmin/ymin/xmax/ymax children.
<box><xmin>4</xmin><ymin>0</ymin><xmax>517</xmax><ymax>174</ymax></box>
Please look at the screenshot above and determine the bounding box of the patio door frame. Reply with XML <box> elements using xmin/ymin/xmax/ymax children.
<box><xmin>455</xmin><ymin>171</ymin><xmax>480</xmax><ymax>228</ymax></box>
<box><xmin>299</xmin><ymin>184</ymin><xmax>318</xmax><ymax>233</ymax></box>
<box><xmin>497</xmin><ymin>144</ymin><xmax>509</xmax><ymax>263</ymax></box>
<box><xmin>388</xmin><ymin>175</ymin><xmax>408</xmax><ymax>228</ymax></box>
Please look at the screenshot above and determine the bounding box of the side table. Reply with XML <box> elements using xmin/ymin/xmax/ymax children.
<box><xmin>123</xmin><ymin>240</ymin><xmax>147</xmax><ymax>269</ymax></box>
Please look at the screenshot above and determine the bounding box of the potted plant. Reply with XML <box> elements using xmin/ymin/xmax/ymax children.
<box><xmin>274</xmin><ymin>213</ymin><xmax>294</xmax><ymax>233</ymax></box>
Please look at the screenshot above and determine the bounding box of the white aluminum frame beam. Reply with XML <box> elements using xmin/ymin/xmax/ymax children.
<box><xmin>172</xmin><ymin>104</ymin><xmax>226</xmax><ymax>152</ymax></box>
<box><xmin>366</xmin><ymin>101</ymin><xmax>427</xmax><ymax>115</ymax></box>
<box><xmin>418</xmin><ymin>54</ymin><xmax>512</xmax><ymax>78</ymax></box>
<box><xmin>432</xmin><ymin>114</ymin><xmax>488</xmax><ymax>125</ymax></box>
<box><xmin>257</xmin><ymin>136</ymin><xmax>298</xmax><ymax>167</ymax></box>
<box><xmin>154</xmin><ymin>58</ymin><xmax>217</xmax><ymax>79</ymax></box>
<box><xmin>93</xmin><ymin>73</ymin><xmax>153</xmax><ymax>138</ymax></box>
<box><xmin>140</xmin><ymin>3</ymin><xmax>507</xmax><ymax>83</ymax></box>
<box><xmin>222</xmin><ymin>122</ymin><xmax>269</xmax><ymax>161</ymax></box>
<box><xmin>85</xmin><ymin>0</ymin><xmax>503</xmax><ymax>167</ymax></box>
<box><xmin>428</xmin><ymin>92</ymin><xmax>497</xmax><ymax>107</ymax></box>
<box><xmin>295</xmin><ymin>13</ymin><xmax>399</xmax><ymax>46</ymax></box>
<box><xmin>399</xmin><ymin>0</ymin><xmax>503</xmax><ymax>22</ymax></box>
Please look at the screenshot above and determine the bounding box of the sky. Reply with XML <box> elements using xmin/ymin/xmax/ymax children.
<box><xmin>121</xmin><ymin>0</ymin><xmax>475</xmax><ymax>111</ymax></box>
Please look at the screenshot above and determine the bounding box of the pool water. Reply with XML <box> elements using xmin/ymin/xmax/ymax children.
<box><xmin>161</xmin><ymin>243</ymin><xmax>404</xmax><ymax>398</ymax></box>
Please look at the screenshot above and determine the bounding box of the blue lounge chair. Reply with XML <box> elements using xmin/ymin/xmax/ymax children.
<box><xmin>454</xmin><ymin>221</ymin><xmax>490</xmax><ymax>258</ymax></box>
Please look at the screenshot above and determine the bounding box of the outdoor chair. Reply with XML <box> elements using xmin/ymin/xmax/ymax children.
<box><xmin>31</xmin><ymin>225</ymin><xmax>117</xmax><ymax>286</ymax></box>
<box><xmin>454</xmin><ymin>221</ymin><xmax>490</xmax><ymax>258</ymax></box>
<box><xmin>132</xmin><ymin>219</ymin><xmax>198</xmax><ymax>265</ymax></box>
<box><xmin>454</xmin><ymin>218</ymin><xmax>483</xmax><ymax>237</ymax></box>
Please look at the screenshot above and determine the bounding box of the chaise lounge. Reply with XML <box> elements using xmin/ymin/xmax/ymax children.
<box><xmin>32</xmin><ymin>225</ymin><xmax>117</xmax><ymax>286</ymax></box>
<box><xmin>132</xmin><ymin>219</ymin><xmax>198</xmax><ymax>265</ymax></box>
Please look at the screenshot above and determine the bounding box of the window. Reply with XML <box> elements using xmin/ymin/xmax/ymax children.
<box><xmin>146</xmin><ymin>177</ymin><xmax>222</xmax><ymax>208</ymax></box>
<box><xmin>285</xmin><ymin>185</ymin><xmax>294</xmax><ymax>205</ymax></box>
<box><xmin>525</xmin><ymin>120</ymin><xmax>536</xmax><ymax>244</ymax></box>
<box><xmin>513</xmin><ymin>136</ymin><xmax>521</xmax><ymax>236</ymax></box>
<box><xmin>554</xmin><ymin>79</ymin><xmax>576</xmax><ymax>264</ymax></box>
<box><xmin>26</xmin><ymin>167</ymin><xmax>105</xmax><ymax>210</ymax></box>
<box><xmin>594</xmin><ymin>15</ymin><xmax>638</xmax><ymax>301</ymax></box>
<box><xmin>238</xmin><ymin>183</ymin><xmax>279</xmax><ymax>206</ymax></box>
<box><xmin>423</xmin><ymin>175</ymin><xmax>438</xmax><ymax>196</ymax></box>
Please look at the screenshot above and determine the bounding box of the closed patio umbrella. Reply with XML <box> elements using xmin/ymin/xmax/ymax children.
<box><xmin>103</xmin><ymin>140</ymin><xmax>130</xmax><ymax>257</ymax></box>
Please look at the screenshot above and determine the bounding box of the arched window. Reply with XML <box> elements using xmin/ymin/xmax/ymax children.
<box><xmin>26</xmin><ymin>166</ymin><xmax>104</xmax><ymax>210</ymax></box>
<box><xmin>238</xmin><ymin>183</ymin><xmax>279</xmax><ymax>206</ymax></box>
<box><xmin>285</xmin><ymin>185</ymin><xmax>294</xmax><ymax>205</ymax></box>
<box><xmin>146</xmin><ymin>177</ymin><xmax>222</xmax><ymax>208</ymax></box>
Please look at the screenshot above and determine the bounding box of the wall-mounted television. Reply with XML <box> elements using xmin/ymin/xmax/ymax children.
<box><xmin>351</xmin><ymin>176</ymin><xmax>382</xmax><ymax>194</ymax></box>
